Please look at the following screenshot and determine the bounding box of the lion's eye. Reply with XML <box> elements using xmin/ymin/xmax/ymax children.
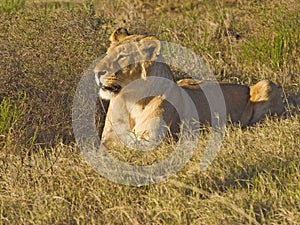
<box><xmin>117</xmin><ymin>54</ymin><xmax>127</xmax><ymax>61</ymax></box>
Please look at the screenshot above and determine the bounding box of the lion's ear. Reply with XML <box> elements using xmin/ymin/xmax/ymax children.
<box><xmin>110</xmin><ymin>28</ymin><xmax>130</xmax><ymax>43</ymax></box>
<box><xmin>137</xmin><ymin>36</ymin><xmax>161</xmax><ymax>61</ymax></box>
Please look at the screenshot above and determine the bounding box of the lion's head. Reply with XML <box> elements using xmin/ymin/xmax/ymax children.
<box><xmin>94</xmin><ymin>28</ymin><xmax>173</xmax><ymax>100</ymax></box>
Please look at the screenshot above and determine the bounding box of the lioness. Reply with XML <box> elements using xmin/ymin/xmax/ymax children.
<box><xmin>94</xmin><ymin>28</ymin><xmax>284</xmax><ymax>149</ymax></box>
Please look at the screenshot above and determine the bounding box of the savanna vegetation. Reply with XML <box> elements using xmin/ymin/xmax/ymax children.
<box><xmin>0</xmin><ymin>0</ymin><xmax>299</xmax><ymax>224</ymax></box>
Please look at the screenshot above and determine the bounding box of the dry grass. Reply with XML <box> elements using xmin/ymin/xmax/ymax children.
<box><xmin>0</xmin><ymin>0</ymin><xmax>299</xmax><ymax>224</ymax></box>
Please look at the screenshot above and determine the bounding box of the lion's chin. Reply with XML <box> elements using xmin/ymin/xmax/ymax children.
<box><xmin>100</xmin><ymin>88</ymin><xmax>122</xmax><ymax>100</ymax></box>
<box><xmin>98</xmin><ymin>84</ymin><xmax>122</xmax><ymax>100</ymax></box>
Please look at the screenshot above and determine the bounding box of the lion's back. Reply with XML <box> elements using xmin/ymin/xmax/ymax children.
<box><xmin>178</xmin><ymin>79</ymin><xmax>250</xmax><ymax>123</ymax></box>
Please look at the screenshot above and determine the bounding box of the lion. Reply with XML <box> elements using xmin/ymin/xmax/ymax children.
<box><xmin>94</xmin><ymin>28</ymin><xmax>284</xmax><ymax>149</ymax></box>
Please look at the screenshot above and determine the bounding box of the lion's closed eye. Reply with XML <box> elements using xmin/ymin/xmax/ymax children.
<box><xmin>117</xmin><ymin>54</ymin><xmax>127</xmax><ymax>62</ymax></box>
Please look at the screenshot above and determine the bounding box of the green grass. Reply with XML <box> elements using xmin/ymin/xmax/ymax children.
<box><xmin>240</xmin><ymin>11</ymin><xmax>300</xmax><ymax>72</ymax></box>
<box><xmin>0</xmin><ymin>0</ymin><xmax>25</xmax><ymax>13</ymax></box>
<box><xmin>0</xmin><ymin>0</ymin><xmax>299</xmax><ymax>224</ymax></box>
<box><xmin>0</xmin><ymin>98</ymin><xmax>19</xmax><ymax>134</ymax></box>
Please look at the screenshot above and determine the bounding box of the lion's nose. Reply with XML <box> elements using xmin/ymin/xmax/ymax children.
<box><xmin>97</xmin><ymin>71</ymin><xmax>107</xmax><ymax>77</ymax></box>
<box><xmin>95</xmin><ymin>70</ymin><xmax>107</xmax><ymax>86</ymax></box>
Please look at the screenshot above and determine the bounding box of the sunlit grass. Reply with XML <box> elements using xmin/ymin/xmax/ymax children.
<box><xmin>0</xmin><ymin>0</ymin><xmax>299</xmax><ymax>224</ymax></box>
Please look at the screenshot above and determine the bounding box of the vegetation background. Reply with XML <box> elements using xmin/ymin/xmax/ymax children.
<box><xmin>0</xmin><ymin>0</ymin><xmax>299</xmax><ymax>224</ymax></box>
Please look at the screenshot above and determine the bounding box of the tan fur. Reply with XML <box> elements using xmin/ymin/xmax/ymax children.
<box><xmin>95</xmin><ymin>28</ymin><xmax>285</xmax><ymax>148</ymax></box>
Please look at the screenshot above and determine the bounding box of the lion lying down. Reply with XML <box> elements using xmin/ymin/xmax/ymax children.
<box><xmin>94</xmin><ymin>28</ymin><xmax>284</xmax><ymax>149</ymax></box>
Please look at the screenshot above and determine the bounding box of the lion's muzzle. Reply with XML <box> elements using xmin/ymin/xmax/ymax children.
<box><xmin>95</xmin><ymin>70</ymin><xmax>122</xmax><ymax>97</ymax></box>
